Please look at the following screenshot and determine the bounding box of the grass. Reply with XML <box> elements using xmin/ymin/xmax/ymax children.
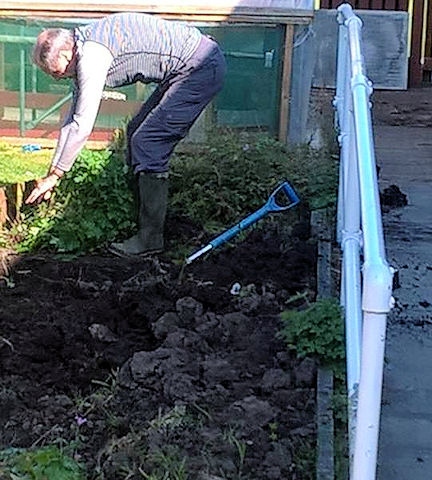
<box><xmin>0</xmin><ymin>142</ymin><xmax>51</xmax><ymax>185</ymax></box>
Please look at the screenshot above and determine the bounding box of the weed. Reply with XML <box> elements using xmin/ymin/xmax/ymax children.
<box><xmin>148</xmin><ymin>405</ymin><xmax>190</xmax><ymax>432</ymax></box>
<box><xmin>73</xmin><ymin>369</ymin><xmax>119</xmax><ymax>429</ymax></box>
<box><xmin>2</xmin><ymin>148</ymin><xmax>135</xmax><ymax>253</ymax></box>
<box><xmin>279</xmin><ymin>297</ymin><xmax>345</xmax><ymax>372</ymax></box>
<box><xmin>279</xmin><ymin>298</ymin><xmax>349</xmax><ymax>479</ymax></box>
<box><xmin>268</xmin><ymin>422</ymin><xmax>279</xmax><ymax>442</ymax></box>
<box><xmin>0</xmin><ymin>445</ymin><xmax>85</xmax><ymax>480</ymax></box>
<box><xmin>291</xmin><ymin>437</ymin><xmax>316</xmax><ymax>480</ymax></box>
<box><xmin>139</xmin><ymin>447</ymin><xmax>188</xmax><ymax>480</ymax></box>
<box><xmin>223</xmin><ymin>427</ymin><xmax>247</xmax><ymax>480</ymax></box>
<box><xmin>93</xmin><ymin>405</ymin><xmax>202</xmax><ymax>479</ymax></box>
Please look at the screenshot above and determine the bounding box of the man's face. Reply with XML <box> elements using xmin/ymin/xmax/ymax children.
<box><xmin>51</xmin><ymin>49</ymin><xmax>75</xmax><ymax>79</ymax></box>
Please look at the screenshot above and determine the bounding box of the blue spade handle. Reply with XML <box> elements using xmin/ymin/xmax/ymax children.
<box><xmin>186</xmin><ymin>181</ymin><xmax>300</xmax><ymax>264</ymax></box>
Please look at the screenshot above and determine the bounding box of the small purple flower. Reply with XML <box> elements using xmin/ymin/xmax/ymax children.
<box><xmin>242</xmin><ymin>144</ymin><xmax>250</xmax><ymax>152</ymax></box>
<box><xmin>75</xmin><ymin>415</ymin><xmax>87</xmax><ymax>426</ymax></box>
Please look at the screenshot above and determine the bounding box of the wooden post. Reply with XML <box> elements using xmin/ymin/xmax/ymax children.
<box><xmin>422</xmin><ymin>0</ymin><xmax>432</xmax><ymax>77</ymax></box>
<box><xmin>0</xmin><ymin>188</ymin><xmax>8</xmax><ymax>226</ymax></box>
<box><xmin>409</xmin><ymin>0</ymin><xmax>426</xmax><ymax>86</ymax></box>
<box><xmin>278</xmin><ymin>24</ymin><xmax>294</xmax><ymax>144</ymax></box>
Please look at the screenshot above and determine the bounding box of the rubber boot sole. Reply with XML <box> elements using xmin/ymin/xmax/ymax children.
<box><xmin>107</xmin><ymin>244</ymin><xmax>163</xmax><ymax>258</ymax></box>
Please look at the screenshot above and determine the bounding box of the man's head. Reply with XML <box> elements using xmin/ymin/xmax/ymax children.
<box><xmin>33</xmin><ymin>28</ymin><xmax>76</xmax><ymax>79</ymax></box>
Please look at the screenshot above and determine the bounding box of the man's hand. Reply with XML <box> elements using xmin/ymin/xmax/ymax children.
<box><xmin>25</xmin><ymin>174</ymin><xmax>60</xmax><ymax>204</ymax></box>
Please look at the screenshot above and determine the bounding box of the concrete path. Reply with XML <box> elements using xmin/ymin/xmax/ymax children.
<box><xmin>374</xmin><ymin>126</ymin><xmax>432</xmax><ymax>479</ymax></box>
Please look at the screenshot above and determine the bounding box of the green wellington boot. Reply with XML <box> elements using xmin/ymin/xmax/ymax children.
<box><xmin>109</xmin><ymin>172</ymin><xmax>169</xmax><ymax>256</ymax></box>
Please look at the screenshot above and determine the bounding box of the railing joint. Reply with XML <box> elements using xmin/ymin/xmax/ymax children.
<box><xmin>341</xmin><ymin>229</ymin><xmax>363</xmax><ymax>250</ymax></box>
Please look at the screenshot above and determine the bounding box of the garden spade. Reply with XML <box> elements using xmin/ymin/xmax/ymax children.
<box><xmin>185</xmin><ymin>180</ymin><xmax>300</xmax><ymax>264</ymax></box>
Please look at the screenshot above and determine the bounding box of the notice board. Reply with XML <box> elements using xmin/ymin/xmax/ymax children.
<box><xmin>312</xmin><ymin>9</ymin><xmax>409</xmax><ymax>90</ymax></box>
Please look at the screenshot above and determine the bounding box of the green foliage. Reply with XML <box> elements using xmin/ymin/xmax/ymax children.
<box><xmin>0</xmin><ymin>446</ymin><xmax>85</xmax><ymax>480</ymax></box>
<box><xmin>291</xmin><ymin>438</ymin><xmax>316</xmax><ymax>480</ymax></box>
<box><xmin>8</xmin><ymin>148</ymin><xmax>135</xmax><ymax>253</ymax></box>
<box><xmin>0</xmin><ymin>142</ymin><xmax>50</xmax><ymax>185</ymax></box>
<box><xmin>169</xmin><ymin>131</ymin><xmax>337</xmax><ymax>231</ymax></box>
<box><xmin>279</xmin><ymin>297</ymin><xmax>345</xmax><ymax>369</ymax></box>
<box><xmin>223</xmin><ymin>427</ymin><xmax>247</xmax><ymax>479</ymax></box>
<box><xmin>1</xmin><ymin>130</ymin><xmax>337</xmax><ymax>254</ymax></box>
<box><xmin>280</xmin><ymin>298</ymin><xmax>349</xmax><ymax>479</ymax></box>
<box><xmin>140</xmin><ymin>447</ymin><xmax>188</xmax><ymax>480</ymax></box>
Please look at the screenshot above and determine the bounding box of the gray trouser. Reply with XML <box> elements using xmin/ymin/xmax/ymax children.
<box><xmin>127</xmin><ymin>36</ymin><xmax>227</xmax><ymax>174</ymax></box>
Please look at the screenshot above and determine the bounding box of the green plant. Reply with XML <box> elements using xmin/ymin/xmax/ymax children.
<box><xmin>169</xmin><ymin>131</ymin><xmax>337</xmax><ymax>231</ymax></box>
<box><xmin>148</xmin><ymin>405</ymin><xmax>191</xmax><ymax>433</ymax></box>
<box><xmin>291</xmin><ymin>438</ymin><xmax>316</xmax><ymax>480</ymax></box>
<box><xmin>1</xmin><ymin>130</ymin><xmax>338</xmax><ymax>257</ymax></box>
<box><xmin>268</xmin><ymin>422</ymin><xmax>279</xmax><ymax>442</ymax></box>
<box><xmin>279</xmin><ymin>297</ymin><xmax>345</xmax><ymax>370</ymax></box>
<box><xmin>139</xmin><ymin>448</ymin><xmax>188</xmax><ymax>480</ymax></box>
<box><xmin>279</xmin><ymin>298</ymin><xmax>349</xmax><ymax>479</ymax></box>
<box><xmin>5</xmin><ymin>148</ymin><xmax>135</xmax><ymax>253</ymax></box>
<box><xmin>223</xmin><ymin>428</ymin><xmax>247</xmax><ymax>480</ymax></box>
<box><xmin>93</xmin><ymin>405</ymin><xmax>200</xmax><ymax>479</ymax></box>
<box><xmin>72</xmin><ymin>370</ymin><xmax>119</xmax><ymax>434</ymax></box>
<box><xmin>0</xmin><ymin>445</ymin><xmax>85</xmax><ymax>480</ymax></box>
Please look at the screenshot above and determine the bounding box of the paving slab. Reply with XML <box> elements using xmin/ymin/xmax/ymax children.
<box><xmin>374</xmin><ymin>125</ymin><xmax>432</xmax><ymax>480</ymax></box>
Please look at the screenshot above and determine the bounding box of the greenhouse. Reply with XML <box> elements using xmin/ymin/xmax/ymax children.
<box><xmin>0</xmin><ymin>1</ymin><xmax>314</xmax><ymax>144</ymax></box>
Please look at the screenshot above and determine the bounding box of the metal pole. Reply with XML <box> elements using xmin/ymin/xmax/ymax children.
<box><xmin>19</xmin><ymin>45</ymin><xmax>26</xmax><ymax>137</ymax></box>
<box><xmin>352</xmin><ymin>312</ymin><xmax>387</xmax><ymax>480</ymax></box>
<box><xmin>25</xmin><ymin>92</ymin><xmax>73</xmax><ymax>130</ymax></box>
<box><xmin>336</xmin><ymin>5</ymin><xmax>394</xmax><ymax>480</ymax></box>
<box><xmin>341</xmin><ymin>113</ymin><xmax>363</xmax><ymax>471</ymax></box>
<box><xmin>335</xmin><ymin>12</ymin><xmax>362</xmax><ymax>468</ymax></box>
<box><xmin>0</xmin><ymin>34</ymin><xmax>35</xmax><ymax>44</ymax></box>
<box><xmin>31</xmin><ymin>63</ymin><xmax>38</xmax><ymax>122</ymax></box>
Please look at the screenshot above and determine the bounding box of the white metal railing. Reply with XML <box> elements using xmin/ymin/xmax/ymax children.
<box><xmin>333</xmin><ymin>4</ymin><xmax>394</xmax><ymax>480</ymax></box>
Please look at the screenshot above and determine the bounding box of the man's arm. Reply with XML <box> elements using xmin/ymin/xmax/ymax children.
<box><xmin>51</xmin><ymin>41</ymin><xmax>114</xmax><ymax>172</ymax></box>
<box><xmin>26</xmin><ymin>42</ymin><xmax>113</xmax><ymax>204</ymax></box>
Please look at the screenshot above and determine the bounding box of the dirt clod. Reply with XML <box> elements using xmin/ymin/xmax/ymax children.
<box><xmin>0</xmin><ymin>216</ymin><xmax>317</xmax><ymax>478</ymax></box>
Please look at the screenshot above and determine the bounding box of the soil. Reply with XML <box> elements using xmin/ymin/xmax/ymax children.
<box><xmin>372</xmin><ymin>86</ymin><xmax>432</xmax><ymax>127</ymax></box>
<box><xmin>0</xmin><ymin>213</ymin><xmax>318</xmax><ymax>480</ymax></box>
<box><xmin>1</xmin><ymin>84</ymin><xmax>426</xmax><ymax>480</ymax></box>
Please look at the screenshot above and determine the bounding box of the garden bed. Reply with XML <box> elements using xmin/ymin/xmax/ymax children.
<box><xmin>0</xmin><ymin>217</ymin><xmax>318</xmax><ymax>479</ymax></box>
<box><xmin>0</xmin><ymin>131</ymin><xmax>339</xmax><ymax>478</ymax></box>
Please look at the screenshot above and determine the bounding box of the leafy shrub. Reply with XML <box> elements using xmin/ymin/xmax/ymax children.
<box><xmin>0</xmin><ymin>446</ymin><xmax>85</xmax><ymax>480</ymax></box>
<box><xmin>169</xmin><ymin>131</ymin><xmax>337</xmax><ymax>231</ymax></box>
<box><xmin>9</xmin><ymin>149</ymin><xmax>135</xmax><ymax>253</ymax></box>
<box><xmin>1</xmin><ymin>130</ymin><xmax>338</xmax><ymax>254</ymax></box>
<box><xmin>279</xmin><ymin>297</ymin><xmax>345</xmax><ymax>369</ymax></box>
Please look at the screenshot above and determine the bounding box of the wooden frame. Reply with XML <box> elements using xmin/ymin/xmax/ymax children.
<box><xmin>0</xmin><ymin>1</ymin><xmax>313</xmax><ymax>142</ymax></box>
<box><xmin>424</xmin><ymin>2</ymin><xmax>432</xmax><ymax>69</ymax></box>
<box><xmin>0</xmin><ymin>2</ymin><xmax>313</xmax><ymax>24</ymax></box>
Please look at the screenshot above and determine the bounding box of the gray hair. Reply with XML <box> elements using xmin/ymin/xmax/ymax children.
<box><xmin>32</xmin><ymin>28</ymin><xmax>75</xmax><ymax>74</ymax></box>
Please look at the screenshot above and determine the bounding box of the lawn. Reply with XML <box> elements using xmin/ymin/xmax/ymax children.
<box><xmin>0</xmin><ymin>142</ymin><xmax>51</xmax><ymax>185</ymax></box>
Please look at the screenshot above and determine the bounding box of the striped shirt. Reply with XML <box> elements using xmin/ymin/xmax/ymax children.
<box><xmin>78</xmin><ymin>13</ymin><xmax>202</xmax><ymax>86</ymax></box>
<box><xmin>51</xmin><ymin>13</ymin><xmax>203</xmax><ymax>172</ymax></box>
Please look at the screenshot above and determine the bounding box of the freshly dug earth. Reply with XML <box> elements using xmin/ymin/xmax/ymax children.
<box><xmin>0</xmin><ymin>217</ymin><xmax>318</xmax><ymax>480</ymax></box>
